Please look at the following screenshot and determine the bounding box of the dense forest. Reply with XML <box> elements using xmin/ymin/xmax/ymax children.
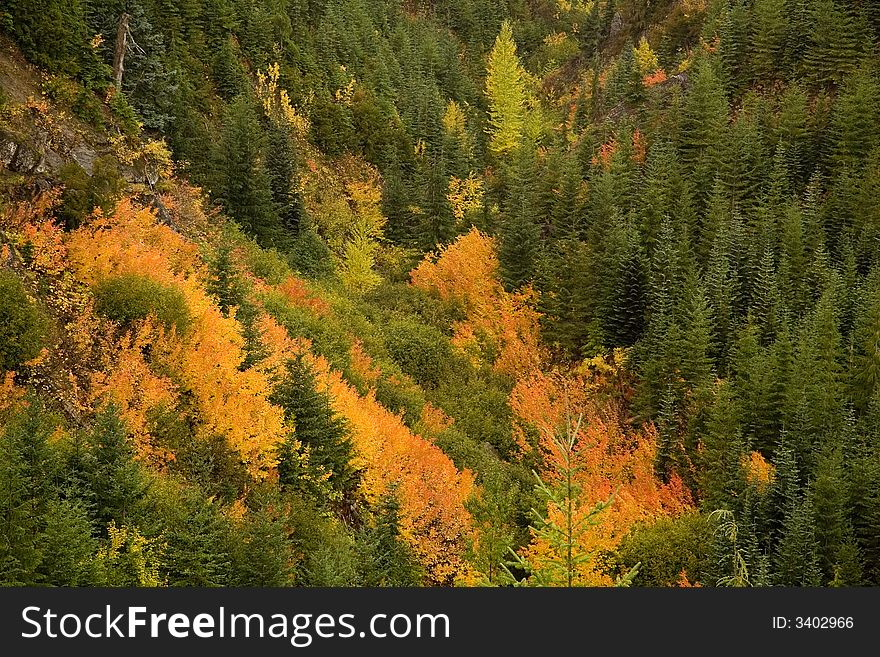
<box><xmin>0</xmin><ymin>0</ymin><xmax>879</xmax><ymax>587</ymax></box>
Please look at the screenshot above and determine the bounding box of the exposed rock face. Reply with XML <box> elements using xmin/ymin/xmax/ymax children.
<box><xmin>70</xmin><ymin>143</ymin><xmax>98</xmax><ymax>174</ymax></box>
<box><xmin>0</xmin><ymin>138</ymin><xmax>16</xmax><ymax>167</ymax></box>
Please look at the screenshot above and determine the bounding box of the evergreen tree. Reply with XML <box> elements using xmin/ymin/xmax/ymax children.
<box><xmin>752</xmin><ymin>0</ymin><xmax>788</xmax><ymax>81</ymax></box>
<box><xmin>804</xmin><ymin>0</ymin><xmax>868</xmax><ymax>87</ymax></box>
<box><xmin>265</xmin><ymin>118</ymin><xmax>305</xmax><ymax>236</ymax></box>
<box><xmin>270</xmin><ymin>356</ymin><xmax>359</xmax><ymax>501</ymax></box>
<box><xmin>216</xmin><ymin>94</ymin><xmax>280</xmax><ymax>244</ymax></box>
<box><xmin>499</xmin><ymin>142</ymin><xmax>541</xmax><ymax>291</ymax></box>
<box><xmin>357</xmin><ymin>489</ymin><xmax>423</xmax><ymax>586</ymax></box>
<box><xmin>775</xmin><ymin>495</ymin><xmax>823</xmax><ymax>586</ymax></box>
<box><xmin>83</xmin><ymin>403</ymin><xmax>146</xmax><ymax>528</ymax></box>
<box><xmin>0</xmin><ymin>398</ymin><xmax>57</xmax><ymax>584</ymax></box>
<box><xmin>485</xmin><ymin>20</ymin><xmax>527</xmax><ymax>157</ymax></box>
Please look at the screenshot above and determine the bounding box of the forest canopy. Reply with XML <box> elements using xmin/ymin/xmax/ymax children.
<box><xmin>1</xmin><ymin>0</ymin><xmax>880</xmax><ymax>587</ymax></box>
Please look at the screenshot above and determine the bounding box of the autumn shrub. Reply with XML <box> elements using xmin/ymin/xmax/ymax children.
<box><xmin>263</xmin><ymin>293</ymin><xmax>353</xmax><ymax>371</ymax></box>
<box><xmin>93</xmin><ymin>273</ymin><xmax>191</xmax><ymax>335</ymax></box>
<box><xmin>244</xmin><ymin>243</ymin><xmax>290</xmax><ymax>285</ymax></box>
<box><xmin>0</xmin><ymin>270</ymin><xmax>50</xmax><ymax>371</ymax></box>
<box><xmin>364</xmin><ymin>280</ymin><xmax>463</xmax><ymax>330</ymax></box>
<box><xmin>384</xmin><ymin>318</ymin><xmax>453</xmax><ymax>389</ymax></box>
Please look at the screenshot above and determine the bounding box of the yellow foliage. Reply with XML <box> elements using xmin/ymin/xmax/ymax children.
<box><xmin>510</xmin><ymin>369</ymin><xmax>692</xmax><ymax>585</ymax></box>
<box><xmin>89</xmin><ymin>322</ymin><xmax>177</xmax><ymax>467</ymax></box>
<box><xmin>743</xmin><ymin>451</ymin><xmax>775</xmax><ymax>492</ymax></box>
<box><xmin>97</xmin><ymin>522</ymin><xmax>165</xmax><ymax>587</ymax></box>
<box><xmin>441</xmin><ymin>100</ymin><xmax>467</xmax><ymax>136</ymax></box>
<box><xmin>447</xmin><ymin>174</ymin><xmax>484</xmax><ymax>223</ymax></box>
<box><xmin>634</xmin><ymin>37</ymin><xmax>660</xmax><ymax>76</ymax></box>
<box><xmin>256</xmin><ymin>63</ymin><xmax>310</xmax><ymax>138</ymax></box>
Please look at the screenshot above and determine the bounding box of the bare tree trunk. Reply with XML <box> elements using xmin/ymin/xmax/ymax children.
<box><xmin>113</xmin><ymin>13</ymin><xmax>130</xmax><ymax>90</ymax></box>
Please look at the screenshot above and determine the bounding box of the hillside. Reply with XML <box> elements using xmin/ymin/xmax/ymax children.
<box><xmin>1</xmin><ymin>0</ymin><xmax>880</xmax><ymax>587</ymax></box>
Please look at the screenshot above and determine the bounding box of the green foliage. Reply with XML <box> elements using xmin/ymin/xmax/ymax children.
<box><xmin>93</xmin><ymin>273</ymin><xmax>191</xmax><ymax>335</ymax></box>
<box><xmin>614</xmin><ymin>512</ymin><xmax>713</xmax><ymax>586</ymax></box>
<box><xmin>214</xmin><ymin>95</ymin><xmax>280</xmax><ymax>245</ymax></box>
<box><xmin>58</xmin><ymin>156</ymin><xmax>127</xmax><ymax>229</ymax></box>
<box><xmin>357</xmin><ymin>489</ymin><xmax>423</xmax><ymax>586</ymax></box>
<box><xmin>0</xmin><ymin>397</ymin><xmax>59</xmax><ymax>584</ymax></box>
<box><xmin>4</xmin><ymin>0</ymin><xmax>880</xmax><ymax>591</ymax></box>
<box><xmin>270</xmin><ymin>355</ymin><xmax>359</xmax><ymax>500</ymax></box>
<box><xmin>383</xmin><ymin>318</ymin><xmax>454</xmax><ymax>389</ymax></box>
<box><xmin>485</xmin><ymin>21</ymin><xmax>528</xmax><ymax>157</ymax></box>
<box><xmin>0</xmin><ymin>270</ymin><xmax>50</xmax><ymax>372</ymax></box>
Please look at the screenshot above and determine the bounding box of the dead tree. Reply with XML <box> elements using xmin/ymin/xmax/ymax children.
<box><xmin>113</xmin><ymin>13</ymin><xmax>131</xmax><ymax>90</ymax></box>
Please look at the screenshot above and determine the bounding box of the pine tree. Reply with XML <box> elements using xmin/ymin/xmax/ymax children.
<box><xmin>84</xmin><ymin>403</ymin><xmax>146</xmax><ymax>528</ymax></box>
<box><xmin>831</xmin><ymin>67</ymin><xmax>880</xmax><ymax>173</ymax></box>
<box><xmin>265</xmin><ymin>118</ymin><xmax>305</xmax><ymax>236</ymax></box>
<box><xmin>270</xmin><ymin>356</ymin><xmax>359</xmax><ymax>501</ymax></box>
<box><xmin>810</xmin><ymin>448</ymin><xmax>855</xmax><ymax>584</ymax></box>
<box><xmin>852</xmin><ymin>271</ymin><xmax>880</xmax><ymax>412</ymax></box>
<box><xmin>501</xmin><ymin>416</ymin><xmax>637</xmax><ymax>587</ymax></box>
<box><xmin>216</xmin><ymin>94</ymin><xmax>280</xmax><ymax>244</ymax></box>
<box><xmin>607</xmin><ymin>220</ymin><xmax>647</xmax><ymax>346</ymax></box>
<box><xmin>774</xmin><ymin>495</ymin><xmax>823</xmax><ymax>586</ymax></box>
<box><xmin>0</xmin><ymin>397</ymin><xmax>57</xmax><ymax>585</ymax></box>
<box><xmin>718</xmin><ymin>0</ymin><xmax>751</xmax><ymax>93</ymax></box>
<box><xmin>700</xmin><ymin>382</ymin><xmax>745</xmax><ymax>512</ymax></box>
<box><xmin>679</xmin><ymin>60</ymin><xmax>728</xmax><ymax>209</ymax></box>
<box><xmin>485</xmin><ymin>21</ymin><xmax>528</xmax><ymax>157</ymax></box>
<box><xmin>357</xmin><ymin>489</ymin><xmax>423</xmax><ymax>586</ymax></box>
<box><xmin>805</xmin><ymin>0</ymin><xmax>868</xmax><ymax>87</ymax></box>
<box><xmin>499</xmin><ymin>142</ymin><xmax>541</xmax><ymax>291</ymax></box>
<box><xmin>752</xmin><ymin>0</ymin><xmax>788</xmax><ymax>81</ymax></box>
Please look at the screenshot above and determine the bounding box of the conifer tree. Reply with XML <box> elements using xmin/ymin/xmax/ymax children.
<box><xmin>0</xmin><ymin>398</ymin><xmax>57</xmax><ymax>585</ymax></box>
<box><xmin>752</xmin><ymin>0</ymin><xmax>788</xmax><ymax>81</ymax></box>
<box><xmin>216</xmin><ymin>94</ymin><xmax>280</xmax><ymax>244</ymax></box>
<box><xmin>485</xmin><ymin>21</ymin><xmax>528</xmax><ymax>157</ymax></box>
<box><xmin>499</xmin><ymin>142</ymin><xmax>541</xmax><ymax>291</ymax></box>
<box><xmin>83</xmin><ymin>403</ymin><xmax>146</xmax><ymax>528</ymax></box>
<box><xmin>805</xmin><ymin>0</ymin><xmax>868</xmax><ymax>87</ymax></box>
<box><xmin>775</xmin><ymin>495</ymin><xmax>823</xmax><ymax>586</ymax></box>
<box><xmin>270</xmin><ymin>356</ymin><xmax>358</xmax><ymax>500</ymax></box>
<box><xmin>358</xmin><ymin>489</ymin><xmax>423</xmax><ymax>586</ymax></box>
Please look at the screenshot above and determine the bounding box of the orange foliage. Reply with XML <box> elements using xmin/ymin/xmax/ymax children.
<box><xmin>276</xmin><ymin>275</ymin><xmax>330</xmax><ymax>316</ymax></box>
<box><xmin>632</xmin><ymin>129</ymin><xmax>647</xmax><ymax>164</ymax></box>
<box><xmin>349</xmin><ymin>339</ymin><xmax>381</xmax><ymax>388</ymax></box>
<box><xmin>314</xmin><ymin>357</ymin><xmax>474</xmax><ymax>585</ymax></box>
<box><xmin>591</xmin><ymin>138</ymin><xmax>617</xmax><ymax>170</ymax></box>
<box><xmin>251</xmin><ymin>312</ymin><xmax>310</xmax><ymax>379</ymax></box>
<box><xmin>65</xmin><ymin>200</ymin><xmax>286</xmax><ymax>477</ymax></box>
<box><xmin>0</xmin><ymin>372</ymin><xmax>22</xmax><ymax>414</ymax></box>
<box><xmin>511</xmin><ymin>368</ymin><xmax>692</xmax><ymax>585</ymax></box>
<box><xmin>643</xmin><ymin>69</ymin><xmax>668</xmax><ymax>87</ymax></box>
<box><xmin>410</xmin><ymin>228</ymin><xmax>544</xmax><ymax>378</ymax></box>
<box><xmin>89</xmin><ymin>321</ymin><xmax>177</xmax><ymax>467</ymax></box>
<box><xmin>743</xmin><ymin>450</ymin><xmax>775</xmax><ymax>492</ymax></box>
<box><xmin>419</xmin><ymin>401</ymin><xmax>454</xmax><ymax>435</ymax></box>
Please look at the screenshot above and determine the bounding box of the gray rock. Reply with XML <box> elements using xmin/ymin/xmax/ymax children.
<box><xmin>70</xmin><ymin>144</ymin><xmax>98</xmax><ymax>174</ymax></box>
<box><xmin>11</xmin><ymin>143</ymin><xmax>39</xmax><ymax>172</ymax></box>
<box><xmin>0</xmin><ymin>140</ymin><xmax>17</xmax><ymax>167</ymax></box>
